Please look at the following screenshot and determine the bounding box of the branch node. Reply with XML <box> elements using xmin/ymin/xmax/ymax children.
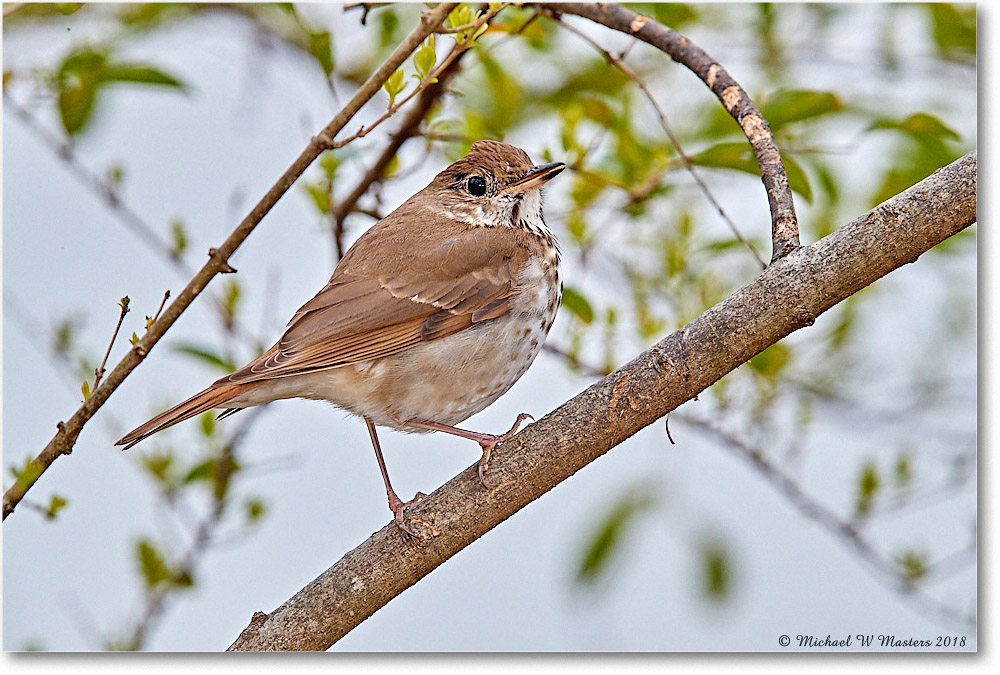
<box><xmin>207</xmin><ymin>248</ymin><xmax>237</xmax><ymax>274</ymax></box>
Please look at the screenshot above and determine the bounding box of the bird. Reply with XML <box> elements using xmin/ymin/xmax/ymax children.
<box><xmin>117</xmin><ymin>140</ymin><xmax>565</xmax><ymax>535</ymax></box>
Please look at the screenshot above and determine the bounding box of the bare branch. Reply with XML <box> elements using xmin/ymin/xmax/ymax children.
<box><xmin>91</xmin><ymin>298</ymin><xmax>131</xmax><ymax>393</ymax></box>
<box><xmin>228</xmin><ymin>152</ymin><xmax>975</xmax><ymax>651</ymax></box>
<box><xmin>543</xmin><ymin>3</ymin><xmax>800</xmax><ymax>262</ymax></box>
<box><xmin>2</xmin><ymin>2</ymin><xmax>460</xmax><ymax>522</ymax></box>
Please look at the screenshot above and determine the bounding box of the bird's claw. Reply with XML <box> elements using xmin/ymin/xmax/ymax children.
<box><xmin>477</xmin><ymin>413</ymin><xmax>535</xmax><ymax>488</ymax></box>
<box><xmin>390</xmin><ymin>492</ymin><xmax>427</xmax><ymax>538</ymax></box>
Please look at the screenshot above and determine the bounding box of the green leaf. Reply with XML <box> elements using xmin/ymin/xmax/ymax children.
<box><xmin>304</xmin><ymin>180</ymin><xmax>331</xmax><ymax>215</ymax></box>
<box><xmin>137</xmin><ymin>539</ymin><xmax>171</xmax><ymax>588</ymax></box>
<box><xmin>869</xmin><ymin>112</ymin><xmax>961</xmax><ymax>144</ymax></box>
<box><xmin>103</xmin><ymin>63</ymin><xmax>185</xmax><ymax>89</ymax></box>
<box><xmin>141</xmin><ymin>451</ymin><xmax>174</xmax><ymax>484</ymax></box>
<box><xmin>926</xmin><ymin>3</ymin><xmax>976</xmax><ymax>61</ymax></box>
<box><xmin>222</xmin><ymin>279</ymin><xmax>241</xmax><ymax>324</ymax></box>
<box><xmin>199</xmin><ymin>411</ymin><xmax>216</xmax><ymax>438</ymax></box>
<box><xmin>855</xmin><ymin>459</ymin><xmax>881</xmax><ymax>517</ymax></box>
<box><xmin>169</xmin><ymin>219</ymin><xmax>187</xmax><ymax>258</ymax></box>
<box><xmin>318</xmin><ymin>150</ymin><xmax>339</xmax><ymax>179</ymax></box>
<box><xmin>383</xmin><ymin>67</ymin><xmax>407</xmax><ymax>107</ymax></box>
<box><xmin>895</xmin><ymin>549</ymin><xmax>929</xmax><ymax>584</ymax></box>
<box><xmin>748</xmin><ymin>343</ymin><xmax>791</xmax><ymax>380</ymax></box>
<box><xmin>414</xmin><ymin>35</ymin><xmax>437</xmax><ymax>80</ymax></box>
<box><xmin>623</xmin><ymin>3</ymin><xmax>698</xmax><ymax>28</ymax></box>
<box><xmin>81</xmin><ymin>379</ymin><xmax>91</xmax><ymax>400</ymax></box>
<box><xmin>119</xmin><ymin>296</ymin><xmax>130</xmax><ymax>312</ymax></box>
<box><xmin>171</xmin><ymin>343</ymin><xmax>236</xmax><ymax>373</ymax></box>
<box><xmin>129</xmin><ymin>332</ymin><xmax>139</xmax><ymax>346</ymax></box>
<box><xmin>761</xmin><ymin>89</ymin><xmax>844</xmax><ymax>129</ymax></box>
<box><xmin>183</xmin><ymin>459</ymin><xmax>214</xmax><ymax>485</ymax></box>
<box><xmin>245</xmin><ymin>498</ymin><xmax>266</xmax><ymax>523</ymax></box>
<box><xmin>561</xmin><ymin>286</ymin><xmax>594</xmax><ymax>324</ymax></box>
<box><xmin>306</xmin><ymin>30</ymin><xmax>335</xmax><ymax>76</ymax></box>
<box><xmin>693</xmin><ymin>142</ymin><xmax>812</xmax><ymax>203</ymax></box>
<box><xmin>44</xmin><ymin>494</ymin><xmax>68</xmax><ymax>520</ymax></box>
<box><xmin>894</xmin><ymin>452</ymin><xmax>913</xmax><ymax>489</ymax></box>
<box><xmin>576</xmin><ymin>489</ymin><xmax>654</xmax><ymax>584</ymax></box>
<box><xmin>11</xmin><ymin>457</ymin><xmax>44</xmax><ymax>492</ymax></box>
<box><xmin>700</xmin><ymin>539</ymin><xmax>731</xmax><ymax>600</ymax></box>
<box><xmin>56</xmin><ymin>47</ymin><xmax>106</xmax><ymax>135</ymax></box>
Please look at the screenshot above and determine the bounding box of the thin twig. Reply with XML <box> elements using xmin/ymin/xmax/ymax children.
<box><xmin>676</xmin><ymin>411</ymin><xmax>975</xmax><ymax>630</ymax></box>
<box><xmin>550</xmin><ymin>13</ymin><xmax>765</xmax><ymax>269</ymax></box>
<box><xmin>3</xmin><ymin>94</ymin><xmax>194</xmax><ymax>278</ymax></box>
<box><xmin>92</xmin><ymin>299</ymin><xmax>131</xmax><ymax>392</ymax></box>
<box><xmin>329</xmin><ymin>3</ymin><xmax>510</xmax><ymax>153</ymax></box>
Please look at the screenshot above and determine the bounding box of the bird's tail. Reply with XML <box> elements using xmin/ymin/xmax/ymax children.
<box><xmin>116</xmin><ymin>382</ymin><xmax>253</xmax><ymax>450</ymax></box>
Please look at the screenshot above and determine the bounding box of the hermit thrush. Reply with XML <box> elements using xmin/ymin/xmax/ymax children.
<box><xmin>117</xmin><ymin>140</ymin><xmax>565</xmax><ymax>535</ymax></box>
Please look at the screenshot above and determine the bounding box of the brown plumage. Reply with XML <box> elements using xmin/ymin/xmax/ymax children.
<box><xmin>117</xmin><ymin>140</ymin><xmax>565</xmax><ymax>535</ymax></box>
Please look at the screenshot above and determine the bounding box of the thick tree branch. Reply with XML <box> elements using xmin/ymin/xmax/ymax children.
<box><xmin>228</xmin><ymin>152</ymin><xmax>975</xmax><ymax>651</ymax></box>
<box><xmin>544</xmin><ymin>3</ymin><xmax>800</xmax><ymax>261</ymax></box>
<box><xmin>2</xmin><ymin>2</ymin><xmax>459</xmax><ymax>521</ymax></box>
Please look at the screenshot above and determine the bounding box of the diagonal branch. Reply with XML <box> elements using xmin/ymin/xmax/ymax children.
<box><xmin>329</xmin><ymin>43</ymin><xmax>468</xmax><ymax>259</ymax></box>
<box><xmin>1</xmin><ymin>2</ymin><xmax>459</xmax><ymax>522</ymax></box>
<box><xmin>543</xmin><ymin>3</ymin><xmax>800</xmax><ymax>262</ymax></box>
<box><xmin>228</xmin><ymin>152</ymin><xmax>975</xmax><ymax>651</ymax></box>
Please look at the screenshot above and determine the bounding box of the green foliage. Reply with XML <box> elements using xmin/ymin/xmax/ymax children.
<box><xmin>383</xmin><ymin>67</ymin><xmax>407</xmax><ymax>108</ymax></box>
<box><xmin>55</xmin><ymin>45</ymin><xmax>185</xmax><ymax>136</ymax></box>
<box><xmin>136</xmin><ymin>539</ymin><xmax>193</xmax><ymax>590</ymax></box>
<box><xmin>11</xmin><ymin>457</ymin><xmax>44</xmax><ymax>492</ymax></box>
<box><xmin>245</xmin><ymin>498</ymin><xmax>266</xmax><ymax>523</ymax></box>
<box><xmin>748</xmin><ymin>343</ymin><xmax>791</xmax><ymax>380</ymax></box>
<box><xmin>693</xmin><ymin>142</ymin><xmax>813</xmax><ymax>203</ymax></box>
<box><xmin>43</xmin><ymin>494</ymin><xmax>69</xmax><ymax>520</ymax></box>
<box><xmin>761</xmin><ymin>89</ymin><xmax>845</xmax><ymax>130</ymax></box>
<box><xmin>925</xmin><ymin>3</ymin><xmax>976</xmax><ymax>62</ymax></box>
<box><xmin>169</xmin><ymin>219</ymin><xmax>188</xmax><ymax>259</ymax></box>
<box><xmin>561</xmin><ymin>286</ymin><xmax>594</xmax><ymax>324</ymax></box>
<box><xmin>81</xmin><ymin>378</ymin><xmax>92</xmax><ymax>401</ymax></box>
<box><xmin>868</xmin><ymin>112</ymin><xmax>965</xmax><ymax>206</ymax></box>
<box><xmin>171</xmin><ymin>343</ymin><xmax>237</xmax><ymax>373</ymax></box>
<box><xmin>576</xmin><ymin>488</ymin><xmax>654</xmax><ymax>585</ymax></box>
<box><xmin>895</xmin><ymin>549</ymin><xmax>929</xmax><ymax>585</ymax></box>
<box><xmin>855</xmin><ymin>460</ymin><xmax>881</xmax><ymax>517</ymax></box>
<box><xmin>699</xmin><ymin>539</ymin><xmax>732</xmax><ymax>600</ymax></box>
<box><xmin>624</xmin><ymin>3</ymin><xmax>698</xmax><ymax>29</ymax></box>
<box><xmin>414</xmin><ymin>35</ymin><xmax>437</xmax><ymax>81</ymax></box>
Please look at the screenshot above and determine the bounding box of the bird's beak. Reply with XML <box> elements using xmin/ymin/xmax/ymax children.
<box><xmin>501</xmin><ymin>161</ymin><xmax>566</xmax><ymax>195</ymax></box>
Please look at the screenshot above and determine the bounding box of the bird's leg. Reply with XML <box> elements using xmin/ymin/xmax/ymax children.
<box><xmin>399</xmin><ymin>413</ymin><xmax>534</xmax><ymax>487</ymax></box>
<box><xmin>365</xmin><ymin>416</ymin><xmax>424</xmax><ymax>537</ymax></box>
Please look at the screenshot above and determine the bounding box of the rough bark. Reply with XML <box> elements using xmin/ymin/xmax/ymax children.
<box><xmin>228</xmin><ymin>151</ymin><xmax>976</xmax><ymax>652</ymax></box>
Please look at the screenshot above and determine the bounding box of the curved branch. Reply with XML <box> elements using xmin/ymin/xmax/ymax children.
<box><xmin>228</xmin><ymin>153</ymin><xmax>975</xmax><ymax>651</ymax></box>
<box><xmin>544</xmin><ymin>3</ymin><xmax>800</xmax><ymax>262</ymax></box>
<box><xmin>1</xmin><ymin>2</ymin><xmax>459</xmax><ymax>522</ymax></box>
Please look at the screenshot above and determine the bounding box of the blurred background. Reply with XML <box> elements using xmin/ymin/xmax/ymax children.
<box><xmin>3</xmin><ymin>2</ymin><xmax>976</xmax><ymax>651</ymax></box>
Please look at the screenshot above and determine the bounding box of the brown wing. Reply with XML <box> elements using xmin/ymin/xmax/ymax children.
<box><xmin>220</xmin><ymin>220</ymin><xmax>530</xmax><ymax>384</ymax></box>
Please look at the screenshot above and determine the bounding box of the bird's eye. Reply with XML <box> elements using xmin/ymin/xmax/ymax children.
<box><xmin>467</xmin><ymin>176</ymin><xmax>487</xmax><ymax>197</ymax></box>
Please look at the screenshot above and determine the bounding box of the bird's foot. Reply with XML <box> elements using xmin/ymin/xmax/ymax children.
<box><xmin>388</xmin><ymin>491</ymin><xmax>427</xmax><ymax>538</ymax></box>
<box><xmin>476</xmin><ymin>413</ymin><xmax>534</xmax><ymax>487</ymax></box>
